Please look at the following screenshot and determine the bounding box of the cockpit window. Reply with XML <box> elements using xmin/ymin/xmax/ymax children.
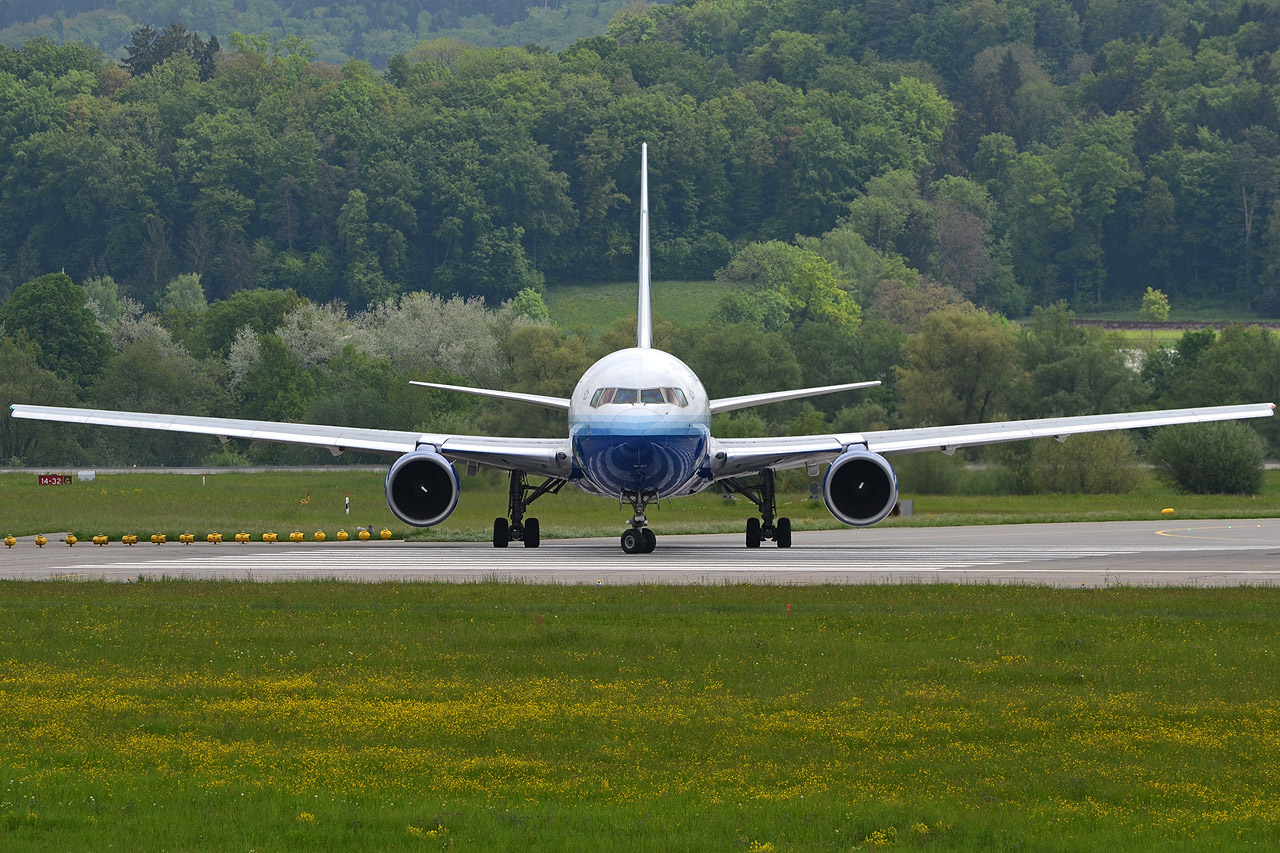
<box><xmin>589</xmin><ymin>387</ymin><xmax>691</xmax><ymax>408</ymax></box>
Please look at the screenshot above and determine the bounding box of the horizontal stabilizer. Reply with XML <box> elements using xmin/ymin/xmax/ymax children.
<box><xmin>709</xmin><ymin>381</ymin><xmax>881</xmax><ymax>415</ymax></box>
<box><xmin>410</xmin><ymin>381</ymin><xmax>571</xmax><ymax>411</ymax></box>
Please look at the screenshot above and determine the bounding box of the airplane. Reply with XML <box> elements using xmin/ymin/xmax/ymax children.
<box><xmin>10</xmin><ymin>145</ymin><xmax>1276</xmax><ymax>553</ymax></box>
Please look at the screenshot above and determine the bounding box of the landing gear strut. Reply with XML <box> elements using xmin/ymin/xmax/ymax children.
<box><xmin>619</xmin><ymin>491</ymin><xmax>657</xmax><ymax>554</ymax></box>
<box><xmin>721</xmin><ymin>469</ymin><xmax>792</xmax><ymax>548</ymax></box>
<box><xmin>493</xmin><ymin>471</ymin><xmax>566</xmax><ymax>548</ymax></box>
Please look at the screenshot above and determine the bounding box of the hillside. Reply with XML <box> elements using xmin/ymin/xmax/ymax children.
<box><xmin>0</xmin><ymin>0</ymin><xmax>639</xmax><ymax>63</ymax></box>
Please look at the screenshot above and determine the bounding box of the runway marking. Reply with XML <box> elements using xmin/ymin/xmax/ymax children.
<box><xmin>47</xmin><ymin>543</ymin><xmax>1274</xmax><ymax>575</ymax></box>
<box><xmin>1155</xmin><ymin>523</ymin><xmax>1273</xmax><ymax>542</ymax></box>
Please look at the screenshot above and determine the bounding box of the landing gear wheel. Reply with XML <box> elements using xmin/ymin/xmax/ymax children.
<box><xmin>641</xmin><ymin>528</ymin><xmax>656</xmax><ymax>553</ymax></box>
<box><xmin>492</xmin><ymin>518</ymin><xmax>509</xmax><ymax>548</ymax></box>
<box><xmin>776</xmin><ymin>517</ymin><xmax>792</xmax><ymax>548</ymax></box>
<box><xmin>746</xmin><ymin>517</ymin><xmax>762</xmax><ymax>548</ymax></box>
<box><xmin>523</xmin><ymin>517</ymin><xmax>540</xmax><ymax>548</ymax></box>
<box><xmin>621</xmin><ymin>528</ymin><xmax>644</xmax><ymax>554</ymax></box>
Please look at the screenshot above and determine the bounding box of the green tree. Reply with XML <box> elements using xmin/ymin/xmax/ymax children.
<box><xmin>82</xmin><ymin>275</ymin><xmax>126</xmax><ymax>328</ymax></box>
<box><xmin>1013</xmin><ymin>303</ymin><xmax>1142</xmax><ymax>418</ymax></box>
<box><xmin>305</xmin><ymin>345</ymin><xmax>397</xmax><ymax>431</ymax></box>
<box><xmin>1148</xmin><ymin>421</ymin><xmax>1265</xmax><ymax>494</ymax></box>
<box><xmin>896</xmin><ymin>309</ymin><xmax>1021</xmax><ymax>427</ymax></box>
<box><xmin>239</xmin><ymin>333</ymin><xmax>316</xmax><ymax>422</ymax></box>
<box><xmin>159</xmin><ymin>273</ymin><xmax>208</xmax><ymax>315</ymax></box>
<box><xmin>509</xmin><ymin>287</ymin><xmax>550</xmax><ymax>322</ymax></box>
<box><xmin>87</xmin><ymin>338</ymin><xmax>229</xmax><ymax>465</ymax></box>
<box><xmin>195</xmin><ymin>289</ymin><xmax>305</xmax><ymax>357</ymax></box>
<box><xmin>0</xmin><ymin>273</ymin><xmax>111</xmax><ymax>385</ymax></box>
<box><xmin>1139</xmin><ymin>286</ymin><xmax>1170</xmax><ymax>323</ymax></box>
<box><xmin>0</xmin><ymin>335</ymin><xmax>81</xmax><ymax>465</ymax></box>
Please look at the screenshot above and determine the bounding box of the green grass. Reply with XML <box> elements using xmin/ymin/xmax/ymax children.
<box><xmin>1</xmin><ymin>581</ymin><xmax>1278</xmax><ymax>850</ymax></box>
<box><xmin>1070</xmin><ymin>305</ymin><xmax>1280</xmax><ymax>323</ymax></box>
<box><xmin>1107</xmin><ymin>327</ymin><xmax>1188</xmax><ymax>348</ymax></box>
<box><xmin>544</xmin><ymin>279</ymin><xmax>734</xmax><ymax>335</ymax></box>
<box><xmin>3</xmin><ymin>470</ymin><xmax>1278</xmax><ymax>543</ymax></box>
<box><xmin>904</xmin><ymin>472</ymin><xmax>1280</xmax><ymax>525</ymax></box>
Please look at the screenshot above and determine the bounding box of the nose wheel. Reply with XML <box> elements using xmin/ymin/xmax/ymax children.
<box><xmin>619</xmin><ymin>491</ymin><xmax>657</xmax><ymax>553</ymax></box>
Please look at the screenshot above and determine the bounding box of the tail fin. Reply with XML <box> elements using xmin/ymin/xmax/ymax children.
<box><xmin>637</xmin><ymin>143</ymin><xmax>653</xmax><ymax>349</ymax></box>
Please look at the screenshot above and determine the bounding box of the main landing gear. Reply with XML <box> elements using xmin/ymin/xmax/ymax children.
<box><xmin>619</xmin><ymin>491</ymin><xmax>657</xmax><ymax>554</ymax></box>
<box><xmin>493</xmin><ymin>471</ymin><xmax>566</xmax><ymax>548</ymax></box>
<box><xmin>721</xmin><ymin>469</ymin><xmax>792</xmax><ymax>548</ymax></box>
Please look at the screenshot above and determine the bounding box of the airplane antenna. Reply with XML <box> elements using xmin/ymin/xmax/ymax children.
<box><xmin>637</xmin><ymin>143</ymin><xmax>653</xmax><ymax>349</ymax></box>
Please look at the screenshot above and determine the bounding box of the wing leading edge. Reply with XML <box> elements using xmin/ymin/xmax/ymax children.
<box><xmin>9</xmin><ymin>404</ymin><xmax>572</xmax><ymax>478</ymax></box>
<box><xmin>710</xmin><ymin>402</ymin><xmax>1275</xmax><ymax>479</ymax></box>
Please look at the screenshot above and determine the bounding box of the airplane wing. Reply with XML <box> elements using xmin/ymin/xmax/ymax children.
<box><xmin>8</xmin><ymin>404</ymin><xmax>572</xmax><ymax>478</ymax></box>
<box><xmin>709</xmin><ymin>402</ymin><xmax>1275</xmax><ymax>478</ymax></box>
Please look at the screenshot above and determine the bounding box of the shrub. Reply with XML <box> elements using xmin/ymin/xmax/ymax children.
<box><xmin>1147</xmin><ymin>421</ymin><xmax>1265</xmax><ymax>494</ymax></box>
<box><xmin>1028</xmin><ymin>431</ymin><xmax>1142</xmax><ymax>494</ymax></box>
<box><xmin>893</xmin><ymin>450</ymin><xmax>967</xmax><ymax>495</ymax></box>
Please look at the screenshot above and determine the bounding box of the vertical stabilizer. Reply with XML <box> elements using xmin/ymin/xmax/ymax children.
<box><xmin>637</xmin><ymin>143</ymin><xmax>653</xmax><ymax>349</ymax></box>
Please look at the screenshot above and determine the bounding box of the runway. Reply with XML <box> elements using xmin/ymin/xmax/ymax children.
<box><xmin>3</xmin><ymin>519</ymin><xmax>1279</xmax><ymax>586</ymax></box>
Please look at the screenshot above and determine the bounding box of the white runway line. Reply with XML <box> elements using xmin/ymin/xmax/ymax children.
<box><xmin>52</xmin><ymin>544</ymin><xmax>1263</xmax><ymax>574</ymax></box>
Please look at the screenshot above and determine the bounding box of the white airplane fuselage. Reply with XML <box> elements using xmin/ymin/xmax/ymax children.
<box><xmin>568</xmin><ymin>347</ymin><xmax>712</xmax><ymax>499</ymax></box>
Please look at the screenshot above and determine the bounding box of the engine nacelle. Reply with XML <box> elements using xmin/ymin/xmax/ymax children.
<box><xmin>823</xmin><ymin>449</ymin><xmax>898</xmax><ymax>527</ymax></box>
<box><xmin>385</xmin><ymin>450</ymin><xmax>461</xmax><ymax>527</ymax></box>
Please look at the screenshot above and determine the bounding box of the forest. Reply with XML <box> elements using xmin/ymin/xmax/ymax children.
<box><xmin>0</xmin><ymin>0</ymin><xmax>632</xmax><ymax>63</ymax></box>
<box><xmin>1</xmin><ymin>0</ymin><xmax>1279</xmax><ymax>475</ymax></box>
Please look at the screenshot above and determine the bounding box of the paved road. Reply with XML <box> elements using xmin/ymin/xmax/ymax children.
<box><xmin>3</xmin><ymin>519</ymin><xmax>1279</xmax><ymax>586</ymax></box>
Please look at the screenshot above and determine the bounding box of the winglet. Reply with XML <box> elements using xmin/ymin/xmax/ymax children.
<box><xmin>637</xmin><ymin>143</ymin><xmax>653</xmax><ymax>349</ymax></box>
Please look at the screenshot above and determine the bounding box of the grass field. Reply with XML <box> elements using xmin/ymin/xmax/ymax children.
<box><xmin>1</xmin><ymin>581</ymin><xmax>1278</xmax><ymax>850</ymax></box>
<box><xmin>544</xmin><ymin>279</ymin><xmax>732</xmax><ymax>335</ymax></box>
<box><xmin>3</xmin><ymin>470</ymin><xmax>1279</xmax><ymax>543</ymax></box>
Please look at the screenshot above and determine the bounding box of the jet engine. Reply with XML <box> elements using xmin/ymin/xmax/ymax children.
<box><xmin>823</xmin><ymin>449</ymin><xmax>898</xmax><ymax>527</ymax></box>
<box><xmin>385</xmin><ymin>450</ymin><xmax>461</xmax><ymax>527</ymax></box>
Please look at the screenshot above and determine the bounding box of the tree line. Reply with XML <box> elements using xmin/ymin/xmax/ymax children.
<box><xmin>4</xmin><ymin>0</ymin><xmax>1280</xmax><ymax>318</ymax></box>
<box><xmin>3</xmin><ymin>0</ymin><xmax>1280</xmax><ymax>484</ymax></box>
<box><xmin>2</xmin><ymin>267</ymin><xmax>1276</xmax><ymax>486</ymax></box>
<box><xmin>0</xmin><ymin>0</ymin><xmax>620</xmax><ymax>64</ymax></box>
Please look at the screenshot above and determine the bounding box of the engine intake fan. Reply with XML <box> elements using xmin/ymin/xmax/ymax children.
<box><xmin>385</xmin><ymin>450</ymin><xmax>461</xmax><ymax>527</ymax></box>
<box><xmin>823</xmin><ymin>449</ymin><xmax>898</xmax><ymax>527</ymax></box>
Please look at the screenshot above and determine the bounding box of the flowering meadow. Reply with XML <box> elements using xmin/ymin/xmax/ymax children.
<box><xmin>1</xmin><ymin>581</ymin><xmax>1278</xmax><ymax>850</ymax></box>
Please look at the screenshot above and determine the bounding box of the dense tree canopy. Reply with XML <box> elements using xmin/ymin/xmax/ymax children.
<box><xmin>2</xmin><ymin>0</ymin><xmax>1280</xmax><ymax>474</ymax></box>
<box><xmin>4</xmin><ymin>0</ymin><xmax>1280</xmax><ymax>315</ymax></box>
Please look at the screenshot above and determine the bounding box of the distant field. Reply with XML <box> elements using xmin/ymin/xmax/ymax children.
<box><xmin>1</xmin><ymin>581</ymin><xmax>1278</xmax><ymax>850</ymax></box>
<box><xmin>544</xmin><ymin>279</ymin><xmax>734</xmax><ymax>335</ymax></box>
<box><xmin>1105</xmin><ymin>327</ymin><xmax>1187</xmax><ymax>348</ymax></box>
<box><xmin>2</xmin><ymin>470</ymin><xmax>1277</xmax><ymax>543</ymax></box>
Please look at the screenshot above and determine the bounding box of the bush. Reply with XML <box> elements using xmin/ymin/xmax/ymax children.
<box><xmin>893</xmin><ymin>450</ymin><xmax>967</xmax><ymax>495</ymax></box>
<box><xmin>1147</xmin><ymin>421</ymin><xmax>1265</xmax><ymax>494</ymax></box>
<box><xmin>1028</xmin><ymin>431</ymin><xmax>1142</xmax><ymax>494</ymax></box>
<box><xmin>989</xmin><ymin>433</ymin><xmax>1143</xmax><ymax>494</ymax></box>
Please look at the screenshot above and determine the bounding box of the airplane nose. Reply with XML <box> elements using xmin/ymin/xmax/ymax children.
<box><xmin>611</xmin><ymin>407</ymin><xmax>668</xmax><ymax>438</ymax></box>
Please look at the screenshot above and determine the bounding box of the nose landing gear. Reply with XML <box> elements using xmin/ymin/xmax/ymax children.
<box><xmin>619</xmin><ymin>492</ymin><xmax>657</xmax><ymax>553</ymax></box>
